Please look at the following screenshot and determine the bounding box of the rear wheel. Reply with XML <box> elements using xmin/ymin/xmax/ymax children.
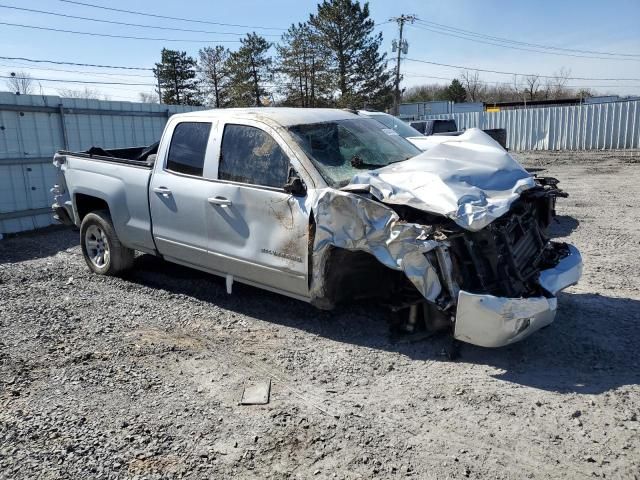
<box><xmin>80</xmin><ymin>210</ymin><xmax>134</xmax><ymax>275</ymax></box>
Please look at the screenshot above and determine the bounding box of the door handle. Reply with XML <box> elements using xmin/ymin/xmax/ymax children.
<box><xmin>153</xmin><ymin>186</ymin><xmax>172</xmax><ymax>196</ymax></box>
<box><xmin>208</xmin><ymin>196</ymin><xmax>232</xmax><ymax>207</ymax></box>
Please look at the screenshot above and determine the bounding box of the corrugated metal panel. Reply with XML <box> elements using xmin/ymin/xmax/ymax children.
<box><xmin>0</xmin><ymin>92</ymin><xmax>203</xmax><ymax>234</ymax></box>
<box><xmin>422</xmin><ymin>99</ymin><xmax>640</xmax><ymax>152</ymax></box>
<box><xmin>399</xmin><ymin>101</ymin><xmax>453</xmax><ymax>119</ymax></box>
<box><xmin>452</xmin><ymin>102</ymin><xmax>484</xmax><ymax>114</ymax></box>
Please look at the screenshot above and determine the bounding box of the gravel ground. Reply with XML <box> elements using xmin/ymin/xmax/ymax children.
<box><xmin>1</xmin><ymin>150</ymin><xmax>639</xmax><ymax>479</ymax></box>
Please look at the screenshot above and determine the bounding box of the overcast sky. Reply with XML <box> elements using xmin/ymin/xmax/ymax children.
<box><xmin>1</xmin><ymin>0</ymin><xmax>639</xmax><ymax>102</ymax></box>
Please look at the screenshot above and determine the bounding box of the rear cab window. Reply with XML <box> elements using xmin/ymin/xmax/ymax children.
<box><xmin>218</xmin><ymin>124</ymin><xmax>290</xmax><ymax>188</ymax></box>
<box><xmin>166</xmin><ymin>122</ymin><xmax>212</xmax><ymax>177</ymax></box>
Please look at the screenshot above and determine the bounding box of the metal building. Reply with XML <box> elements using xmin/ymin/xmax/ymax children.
<box><xmin>399</xmin><ymin>101</ymin><xmax>483</xmax><ymax>120</ymax></box>
<box><xmin>0</xmin><ymin>92</ymin><xmax>202</xmax><ymax>234</ymax></box>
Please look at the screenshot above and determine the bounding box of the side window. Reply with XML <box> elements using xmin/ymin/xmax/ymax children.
<box><xmin>219</xmin><ymin>124</ymin><xmax>289</xmax><ymax>188</ymax></box>
<box><xmin>166</xmin><ymin>122</ymin><xmax>212</xmax><ymax>177</ymax></box>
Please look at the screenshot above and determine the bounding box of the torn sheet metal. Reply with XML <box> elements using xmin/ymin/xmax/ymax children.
<box><xmin>308</xmin><ymin>188</ymin><xmax>443</xmax><ymax>303</ymax></box>
<box><xmin>539</xmin><ymin>244</ymin><xmax>583</xmax><ymax>295</ymax></box>
<box><xmin>345</xmin><ymin>128</ymin><xmax>535</xmax><ymax>232</ymax></box>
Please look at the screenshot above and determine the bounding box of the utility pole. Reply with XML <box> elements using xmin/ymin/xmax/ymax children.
<box><xmin>156</xmin><ymin>70</ymin><xmax>163</xmax><ymax>105</ymax></box>
<box><xmin>391</xmin><ymin>14</ymin><xmax>417</xmax><ymax>116</ymax></box>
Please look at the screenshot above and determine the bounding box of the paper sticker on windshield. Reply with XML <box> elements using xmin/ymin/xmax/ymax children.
<box><xmin>381</xmin><ymin>128</ymin><xmax>399</xmax><ymax>136</ymax></box>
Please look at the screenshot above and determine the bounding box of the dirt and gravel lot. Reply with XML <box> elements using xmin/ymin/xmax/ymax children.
<box><xmin>1</xmin><ymin>150</ymin><xmax>639</xmax><ymax>479</ymax></box>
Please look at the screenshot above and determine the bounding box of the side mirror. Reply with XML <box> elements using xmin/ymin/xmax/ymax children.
<box><xmin>283</xmin><ymin>176</ymin><xmax>306</xmax><ymax>196</ymax></box>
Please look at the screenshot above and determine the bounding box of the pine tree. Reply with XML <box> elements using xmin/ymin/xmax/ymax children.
<box><xmin>226</xmin><ymin>33</ymin><xmax>273</xmax><ymax>107</ymax></box>
<box><xmin>309</xmin><ymin>0</ymin><xmax>393</xmax><ymax>109</ymax></box>
<box><xmin>198</xmin><ymin>46</ymin><xmax>231</xmax><ymax>108</ymax></box>
<box><xmin>153</xmin><ymin>48</ymin><xmax>201</xmax><ymax>105</ymax></box>
<box><xmin>445</xmin><ymin>79</ymin><xmax>467</xmax><ymax>103</ymax></box>
<box><xmin>276</xmin><ymin>23</ymin><xmax>332</xmax><ymax>107</ymax></box>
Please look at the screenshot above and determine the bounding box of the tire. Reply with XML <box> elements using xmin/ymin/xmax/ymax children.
<box><xmin>80</xmin><ymin>210</ymin><xmax>134</xmax><ymax>275</ymax></box>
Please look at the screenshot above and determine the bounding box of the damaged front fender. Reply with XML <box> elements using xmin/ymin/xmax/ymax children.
<box><xmin>309</xmin><ymin>188</ymin><xmax>444</xmax><ymax>306</ymax></box>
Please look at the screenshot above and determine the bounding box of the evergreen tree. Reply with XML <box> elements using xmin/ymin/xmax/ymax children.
<box><xmin>198</xmin><ymin>46</ymin><xmax>231</xmax><ymax>108</ymax></box>
<box><xmin>226</xmin><ymin>33</ymin><xmax>273</xmax><ymax>107</ymax></box>
<box><xmin>153</xmin><ymin>48</ymin><xmax>201</xmax><ymax>105</ymax></box>
<box><xmin>309</xmin><ymin>0</ymin><xmax>393</xmax><ymax>109</ymax></box>
<box><xmin>276</xmin><ymin>23</ymin><xmax>332</xmax><ymax>107</ymax></box>
<box><xmin>445</xmin><ymin>79</ymin><xmax>467</xmax><ymax>103</ymax></box>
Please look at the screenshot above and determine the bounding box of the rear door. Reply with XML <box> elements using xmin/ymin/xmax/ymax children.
<box><xmin>205</xmin><ymin>121</ymin><xmax>310</xmax><ymax>298</ymax></box>
<box><xmin>149</xmin><ymin>119</ymin><xmax>217</xmax><ymax>268</ymax></box>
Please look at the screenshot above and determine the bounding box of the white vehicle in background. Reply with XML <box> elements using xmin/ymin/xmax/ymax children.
<box><xmin>356</xmin><ymin>110</ymin><xmax>441</xmax><ymax>150</ymax></box>
<box><xmin>358</xmin><ymin>110</ymin><xmax>507</xmax><ymax>151</ymax></box>
<box><xmin>52</xmin><ymin>108</ymin><xmax>581</xmax><ymax>348</ymax></box>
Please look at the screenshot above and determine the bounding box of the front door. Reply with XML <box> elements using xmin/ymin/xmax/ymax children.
<box><xmin>205</xmin><ymin>123</ymin><xmax>310</xmax><ymax>297</ymax></box>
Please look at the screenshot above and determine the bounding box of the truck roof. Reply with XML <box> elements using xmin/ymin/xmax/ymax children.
<box><xmin>171</xmin><ymin>107</ymin><xmax>359</xmax><ymax>127</ymax></box>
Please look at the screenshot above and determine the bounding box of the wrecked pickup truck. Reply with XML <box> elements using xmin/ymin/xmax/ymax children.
<box><xmin>52</xmin><ymin>108</ymin><xmax>582</xmax><ymax>347</ymax></box>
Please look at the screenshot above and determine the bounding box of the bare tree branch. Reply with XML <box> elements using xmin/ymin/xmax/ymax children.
<box><xmin>460</xmin><ymin>70</ymin><xmax>485</xmax><ymax>102</ymax></box>
<box><xmin>6</xmin><ymin>71</ymin><xmax>34</xmax><ymax>94</ymax></box>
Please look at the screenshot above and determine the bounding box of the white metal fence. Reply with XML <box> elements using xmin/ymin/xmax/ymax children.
<box><xmin>423</xmin><ymin>99</ymin><xmax>640</xmax><ymax>151</ymax></box>
<box><xmin>0</xmin><ymin>92</ymin><xmax>202</xmax><ymax>234</ymax></box>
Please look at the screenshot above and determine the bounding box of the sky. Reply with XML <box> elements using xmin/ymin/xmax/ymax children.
<box><xmin>1</xmin><ymin>0</ymin><xmax>639</xmax><ymax>102</ymax></box>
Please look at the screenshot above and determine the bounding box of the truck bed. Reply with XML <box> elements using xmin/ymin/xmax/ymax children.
<box><xmin>53</xmin><ymin>148</ymin><xmax>157</xmax><ymax>254</ymax></box>
<box><xmin>58</xmin><ymin>142</ymin><xmax>159</xmax><ymax>168</ymax></box>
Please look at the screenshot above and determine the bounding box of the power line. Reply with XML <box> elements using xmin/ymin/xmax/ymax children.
<box><xmin>0</xmin><ymin>55</ymin><xmax>153</xmax><ymax>71</ymax></box>
<box><xmin>0</xmin><ymin>62</ymin><xmax>156</xmax><ymax>79</ymax></box>
<box><xmin>1</xmin><ymin>75</ymin><xmax>156</xmax><ymax>87</ymax></box>
<box><xmin>0</xmin><ymin>4</ymin><xmax>281</xmax><ymax>37</ymax></box>
<box><xmin>408</xmin><ymin>24</ymin><xmax>640</xmax><ymax>62</ymax></box>
<box><xmin>0</xmin><ymin>21</ymin><xmax>244</xmax><ymax>43</ymax></box>
<box><xmin>415</xmin><ymin>19</ymin><xmax>640</xmax><ymax>58</ymax></box>
<box><xmin>402</xmin><ymin>73</ymin><xmax>640</xmax><ymax>89</ymax></box>
<box><xmin>58</xmin><ymin>0</ymin><xmax>286</xmax><ymax>31</ymax></box>
<box><xmin>404</xmin><ymin>58</ymin><xmax>640</xmax><ymax>81</ymax></box>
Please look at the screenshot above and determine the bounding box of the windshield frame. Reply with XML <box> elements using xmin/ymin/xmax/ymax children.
<box><xmin>288</xmin><ymin>118</ymin><xmax>422</xmax><ymax>188</ymax></box>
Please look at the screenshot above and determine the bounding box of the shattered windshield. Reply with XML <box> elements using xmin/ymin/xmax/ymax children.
<box><xmin>289</xmin><ymin>118</ymin><xmax>422</xmax><ymax>187</ymax></box>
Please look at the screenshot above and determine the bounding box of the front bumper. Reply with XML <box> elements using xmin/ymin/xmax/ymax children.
<box><xmin>453</xmin><ymin>244</ymin><xmax>582</xmax><ymax>348</ymax></box>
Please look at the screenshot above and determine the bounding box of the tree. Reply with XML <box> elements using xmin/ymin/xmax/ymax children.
<box><xmin>309</xmin><ymin>0</ymin><xmax>393</xmax><ymax>109</ymax></box>
<box><xmin>522</xmin><ymin>75</ymin><xmax>541</xmax><ymax>101</ymax></box>
<box><xmin>276</xmin><ymin>22</ymin><xmax>332</xmax><ymax>107</ymax></box>
<box><xmin>6</xmin><ymin>71</ymin><xmax>34</xmax><ymax>94</ymax></box>
<box><xmin>226</xmin><ymin>33</ymin><xmax>273</xmax><ymax>107</ymax></box>
<box><xmin>544</xmin><ymin>67</ymin><xmax>571</xmax><ymax>100</ymax></box>
<box><xmin>444</xmin><ymin>79</ymin><xmax>467</xmax><ymax>103</ymax></box>
<box><xmin>57</xmin><ymin>87</ymin><xmax>109</xmax><ymax>100</ymax></box>
<box><xmin>460</xmin><ymin>70</ymin><xmax>485</xmax><ymax>102</ymax></box>
<box><xmin>138</xmin><ymin>92</ymin><xmax>159</xmax><ymax>103</ymax></box>
<box><xmin>154</xmin><ymin>48</ymin><xmax>201</xmax><ymax>105</ymax></box>
<box><xmin>403</xmin><ymin>84</ymin><xmax>449</xmax><ymax>103</ymax></box>
<box><xmin>198</xmin><ymin>45</ymin><xmax>231</xmax><ymax>108</ymax></box>
<box><xmin>575</xmin><ymin>88</ymin><xmax>594</xmax><ymax>101</ymax></box>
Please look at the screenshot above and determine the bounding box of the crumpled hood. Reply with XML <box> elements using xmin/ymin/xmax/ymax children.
<box><xmin>344</xmin><ymin>128</ymin><xmax>535</xmax><ymax>231</ymax></box>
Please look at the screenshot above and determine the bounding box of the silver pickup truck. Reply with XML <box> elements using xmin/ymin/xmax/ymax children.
<box><xmin>52</xmin><ymin>108</ymin><xmax>582</xmax><ymax>347</ymax></box>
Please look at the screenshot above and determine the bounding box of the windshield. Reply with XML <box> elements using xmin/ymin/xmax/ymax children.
<box><xmin>289</xmin><ymin>118</ymin><xmax>422</xmax><ymax>188</ymax></box>
<box><xmin>364</xmin><ymin>112</ymin><xmax>424</xmax><ymax>138</ymax></box>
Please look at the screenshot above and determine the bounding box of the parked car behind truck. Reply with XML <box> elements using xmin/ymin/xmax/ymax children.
<box><xmin>52</xmin><ymin>108</ymin><xmax>582</xmax><ymax>347</ymax></box>
<box><xmin>358</xmin><ymin>111</ymin><xmax>508</xmax><ymax>150</ymax></box>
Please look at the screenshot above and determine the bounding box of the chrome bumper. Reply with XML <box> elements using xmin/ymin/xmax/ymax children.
<box><xmin>453</xmin><ymin>244</ymin><xmax>582</xmax><ymax>348</ymax></box>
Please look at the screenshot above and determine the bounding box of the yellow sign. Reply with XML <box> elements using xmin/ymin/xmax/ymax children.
<box><xmin>486</xmin><ymin>107</ymin><xmax>501</xmax><ymax>112</ymax></box>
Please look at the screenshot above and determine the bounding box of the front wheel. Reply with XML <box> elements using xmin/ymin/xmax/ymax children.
<box><xmin>80</xmin><ymin>210</ymin><xmax>134</xmax><ymax>275</ymax></box>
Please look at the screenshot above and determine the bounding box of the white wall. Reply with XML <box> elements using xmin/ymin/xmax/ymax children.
<box><xmin>423</xmin><ymin>100</ymin><xmax>640</xmax><ymax>151</ymax></box>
